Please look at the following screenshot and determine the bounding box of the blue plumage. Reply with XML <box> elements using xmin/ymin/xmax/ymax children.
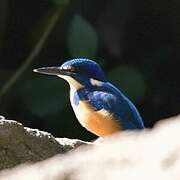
<box><xmin>61</xmin><ymin>58</ymin><xmax>107</xmax><ymax>82</ymax></box>
<box><xmin>34</xmin><ymin>58</ymin><xmax>144</xmax><ymax>136</ymax></box>
<box><xmin>73</xmin><ymin>82</ymin><xmax>144</xmax><ymax>129</ymax></box>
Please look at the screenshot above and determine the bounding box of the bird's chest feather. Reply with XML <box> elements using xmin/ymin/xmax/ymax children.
<box><xmin>70</xmin><ymin>88</ymin><xmax>121</xmax><ymax>136</ymax></box>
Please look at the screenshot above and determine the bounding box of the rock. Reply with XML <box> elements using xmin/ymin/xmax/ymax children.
<box><xmin>0</xmin><ymin>118</ymin><xmax>88</xmax><ymax>170</ymax></box>
<box><xmin>0</xmin><ymin>115</ymin><xmax>180</xmax><ymax>180</ymax></box>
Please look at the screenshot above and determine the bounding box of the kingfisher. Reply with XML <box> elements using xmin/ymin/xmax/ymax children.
<box><xmin>34</xmin><ymin>58</ymin><xmax>144</xmax><ymax>137</ymax></box>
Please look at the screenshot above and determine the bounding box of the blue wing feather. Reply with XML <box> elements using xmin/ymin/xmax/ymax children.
<box><xmin>75</xmin><ymin>82</ymin><xmax>144</xmax><ymax>130</ymax></box>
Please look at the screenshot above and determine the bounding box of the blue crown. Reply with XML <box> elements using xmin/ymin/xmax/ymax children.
<box><xmin>61</xmin><ymin>58</ymin><xmax>107</xmax><ymax>82</ymax></box>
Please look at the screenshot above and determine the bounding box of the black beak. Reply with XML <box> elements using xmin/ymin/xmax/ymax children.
<box><xmin>33</xmin><ymin>67</ymin><xmax>74</xmax><ymax>76</ymax></box>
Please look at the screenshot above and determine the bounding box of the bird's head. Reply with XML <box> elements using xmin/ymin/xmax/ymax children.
<box><xmin>34</xmin><ymin>58</ymin><xmax>107</xmax><ymax>89</ymax></box>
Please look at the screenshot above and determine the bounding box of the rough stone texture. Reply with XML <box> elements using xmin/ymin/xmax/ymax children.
<box><xmin>0</xmin><ymin>117</ymin><xmax>87</xmax><ymax>170</ymax></box>
<box><xmin>0</xmin><ymin>115</ymin><xmax>180</xmax><ymax>180</ymax></box>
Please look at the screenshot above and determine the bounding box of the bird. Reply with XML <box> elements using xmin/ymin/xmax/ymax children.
<box><xmin>34</xmin><ymin>58</ymin><xmax>144</xmax><ymax>137</ymax></box>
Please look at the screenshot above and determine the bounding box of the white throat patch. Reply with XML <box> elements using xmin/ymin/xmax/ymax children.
<box><xmin>58</xmin><ymin>75</ymin><xmax>83</xmax><ymax>90</ymax></box>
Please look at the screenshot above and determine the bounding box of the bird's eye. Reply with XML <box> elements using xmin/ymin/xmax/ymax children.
<box><xmin>61</xmin><ymin>65</ymin><xmax>75</xmax><ymax>72</ymax></box>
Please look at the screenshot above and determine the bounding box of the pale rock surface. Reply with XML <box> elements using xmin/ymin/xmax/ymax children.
<box><xmin>0</xmin><ymin>115</ymin><xmax>180</xmax><ymax>180</ymax></box>
<box><xmin>0</xmin><ymin>116</ymin><xmax>87</xmax><ymax>170</ymax></box>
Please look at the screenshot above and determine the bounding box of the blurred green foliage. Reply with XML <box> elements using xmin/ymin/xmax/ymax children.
<box><xmin>67</xmin><ymin>15</ymin><xmax>98</xmax><ymax>58</ymax></box>
<box><xmin>0</xmin><ymin>0</ymin><xmax>179</xmax><ymax>140</ymax></box>
<box><xmin>52</xmin><ymin>0</ymin><xmax>70</xmax><ymax>6</ymax></box>
<box><xmin>21</xmin><ymin>76</ymin><xmax>69</xmax><ymax>117</ymax></box>
<box><xmin>108</xmin><ymin>66</ymin><xmax>146</xmax><ymax>102</ymax></box>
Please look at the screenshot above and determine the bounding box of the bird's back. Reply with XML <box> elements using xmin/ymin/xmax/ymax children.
<box><xmin>103</xmin><ymin>82</ymin><xmax>144</xmax><ymax>129</ymax></box>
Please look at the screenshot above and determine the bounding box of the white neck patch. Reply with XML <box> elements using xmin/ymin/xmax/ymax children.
<box><xmin>58</xmin><ymin>75</ymin><xmax>83</xmax><ymax>90</ymax></box>
<box><xmin>90</xmin><ymin>78</ymin><xmax>103</xmax><ymax>87</ymax></box>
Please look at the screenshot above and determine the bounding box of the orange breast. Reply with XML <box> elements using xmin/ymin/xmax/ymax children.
<box><xmin>72</xmin><ymin>101</ymin><xmax>122</xmax><ymax>136</ymax></box>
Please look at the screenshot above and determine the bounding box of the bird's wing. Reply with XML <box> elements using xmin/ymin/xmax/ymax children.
<box><xmin>87</xmin><ymin>90</ymin><xmax>144</xmax><ymax>129</ymax></box>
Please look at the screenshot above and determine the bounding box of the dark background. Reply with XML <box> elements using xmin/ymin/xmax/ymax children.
<box><xmin>0</xmin><ymin>0</ymin><xmax>179</xmax><ymax>141</ymax></box>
